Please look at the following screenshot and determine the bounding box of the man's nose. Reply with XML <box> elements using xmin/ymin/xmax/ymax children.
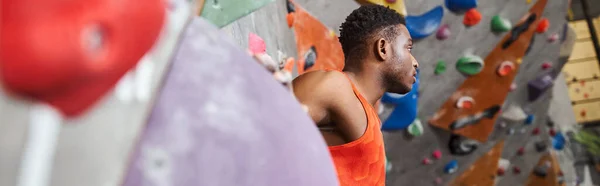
<box><xmin>411</xmin><ymin>55</ymin><xmax>419</xmax><ymax>69</ymax></box>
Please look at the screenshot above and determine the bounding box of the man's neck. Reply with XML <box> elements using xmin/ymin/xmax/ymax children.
<box><xmin>342</xmin><ymin>66</ymin><xmax>385</xmax><ymax>106</ymax></box>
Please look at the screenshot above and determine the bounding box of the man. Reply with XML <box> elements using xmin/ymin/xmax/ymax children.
<box><xmin>292</xmin><ymin>5</ymin><xmax>419</xmax><ymax>185</ymax></box>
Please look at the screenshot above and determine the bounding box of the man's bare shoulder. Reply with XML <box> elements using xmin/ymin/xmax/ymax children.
<box><xmin>292</xmin><ymin>70</ymin><xmax>353</xmax><ymax>101</ymax></box>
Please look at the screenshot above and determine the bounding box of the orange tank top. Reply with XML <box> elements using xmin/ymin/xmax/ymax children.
<box><xmin>328</xmin><ymin>72</ymin><xmax>386</xmax><ymax>186</ymax></box>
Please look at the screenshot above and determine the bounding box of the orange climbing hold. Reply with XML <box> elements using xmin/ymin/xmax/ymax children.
<box><xmin>581</xmin><ymin>110</ymin><xmax>587</xmax><ymax>117</ymax></box>
<box><xmin>498</xmin><ymin>61</ymin><xmax>515</xmax><ymax>76</ymax></box>
<box><xmin>463</xmin><ymin>9</ymin><xmax>482</xmax><ymax>27</ymax></box>
<box><xmin>536</xmin><ymin>18</ymin><xmax>550</xmax><ymax>33</ymax></box>
<box><xmin>286</xmin><ymin>13</ymin><xmax>294</xmax><ymax>28</ymax></box>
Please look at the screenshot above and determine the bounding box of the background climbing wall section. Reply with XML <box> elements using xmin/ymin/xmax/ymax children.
<box><xmin>563</xmin><ymin>18</ymin><xmax>600</xmax><ymax>124</ymax></box>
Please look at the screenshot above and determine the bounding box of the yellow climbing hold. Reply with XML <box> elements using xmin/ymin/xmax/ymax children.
<box><xmin>329</xmin><ymin>29</ymin><xmax>336</xmax><ymax>38</ymax></box>
<box><xmin>526</xmin><ymin>0</ymin><xmax>531</xmax><ymax>4</ymax></box>
<box><xmin>516</xmin><ymin>58</ymin><xmax>523</xmax><ymax>64</ymax></box>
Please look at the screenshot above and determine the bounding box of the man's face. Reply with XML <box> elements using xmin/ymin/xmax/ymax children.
<box><xmin>383</xmin><ymin>25</ymin><xmax>419</xmax><ymax>94</ymax></box>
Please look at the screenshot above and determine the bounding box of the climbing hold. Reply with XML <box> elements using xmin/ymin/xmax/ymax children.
<box><xmin>510</xmin><ymin>83</ymin><xmax>517</xmax><ymax>91</ymax></box>
<box><xmin>536</xmin><ymin>18</ymin><xmax>550</xmax><ymax>33</ymax></box>
<box><xmin>498</xmin><ymin>158</ymin><xmax>511</xmax><ymax>170</ymax></box>
<box><xmin>501</xmin><ymin>105</ymin><xmax>527</xmax><ymax>122</ymax></box>
<box><xmin>491</xmin><ymin>15</ymin><xmax>512</xmax><ymax>32</ymax></box>
<box><xmin>456</xmin><ymin>96</ymin><xmax>475</xmax><ymax>109</ymax></box>
<box><xmin>517</xmin><ymin>147</ymin><xmax>525</xmax><ymax>156</ymax></box>
<box><xmin>525</xmin><ymin>114</ymin><xmax>535</xmax><ymax>125</ymax></box>
<box><xmin>456</xmin><ymin>55</ymin><xmax>484</xmax><ymax>75</ymax></box>
<box><xmin>385</xmin><ymin>0</ymin><xmax>397</xmax><ymax>3</ymax></box>
<box><xmin>445</xmin><ymin>0</ymin><xmax>477</xmax><ymax>12</ymax></box>
<box><xmin>532</xmin><ymin>127</ymin><xmax>540</xmax><ymax>135</ymax></box>
<box><xmin>449</xmin><ymin>134</ymin><xmax>479</xmax><ymax>155</ymax></box>
<box><xmin>584</xmin><ymin>93</ymin><xmax>590</xmax><ymax>99</ymax></box>
<box><xmin>516</xmin><ymin>58</ymin><xmax>523</xmax><ymax>64</ymax></box>
<box><xmin>497</xmin><ymin>168</ymin><xmax>505</xmax><ymax>176</ymax></box>
<box><xmin>286</xmin><ymin>0</ymin><xmax>295</xmax><ymax>13</ymax></box>
<box><xmin>513</xmin><ymin>166</ymin><xmax>521</xmax><ymax>174</ymax></box>
<box><xmin>405</xmin><ymin>6</ymin><xmax>444</xmax><ymax>39</ymax></box>
<box><xmin>329</xmin><ymin>30</ymin><xmax>336</xmax><ymax>38</ymax></box>
<box><xmin>499</xmin><ymin>122</ymin><xmax>507</xmax><ymax>128</ymax></box>
<box><xmin>575</xmin><ymin>88</ymin><xmax>580</xmax><ymax>93</ymax></box>
<box><xmin>423</xmin><ymin>158</ymin><xmax>433</xmax><ymax>165</ymax></box>
<box><xmin>436</xmin><ymin>24</ymin><xmax>451</xmax><ymax>40</ymax></box>
<box><xmin>463</xmin><ymin>9</ymin><xmax>482</xmax><ymax>27</ymax></box>
<box><xmin>581</xmin><ymin>110</ymin><xmax>586</xmax><ymax>117</ymax></box>
<box><xmin>526</xmin><ymin>0</ymin><xmax>531</xmax><ymax>3</ymax></box>
<box><xmin>435</xmin><ymin>177</ymin><xmax>443</xmax><ymax>185</ymax></box>
<box><xmin>248</xmin><ymin>33</ymin><xmax>266</xmax><ymax>54</ymax></box>
<box><xmin>433</xmin><ymin>150</ymin><xmax>443</xmax><ymax>159</ymax></box>
<box><xmin>444</xmin><ymin>160</ymin><xmax>459</xmax><ymax>174</ymax></box>
<box><xmin>546</xmin><ymin>119</ymin><xmax>555</xmax><ymax>127</ymax></box>
<box><xmin>528</xmin><ymin>72</ymin><xmax>553</xmax><ymax>101</ymax></box>
<box><xmin>541</xmin><ymin>62</ymin><xmax>552</xmax><ymax>70</ymax></box>
<box><xmin>408</xmin><ymin>119</ymin><xmax>424</xmax><ymax>136</ymax></box>
<box><xmin>533</xmin><ymin>163</ymin><xmax>550</xmax><ymax>177</ymax></box>
<box><xmin>549</xmin><ymin>128</ymin><xmax>556</xmax><ymax>136</ymax></box>
<box><xmin>386</xmin><ymin>157</ymin><xmax>393</xmax><ymax>172</ymax></box>
<box><xmin>520</xmin><ymin>128</ymin><xmax>527</xmax><ymax>134</ymax></box>
<box><xmin>435</xmin><ymin>60</ymin><xmax>447</xmax><ymax>75</ymax></box>
<box><xmin>303</xmin><ymin>46</ymin><xmax>317</xmax><ymax>71</ymax></box>
<box><xmin>535</xmin><ymin>141</ymin><xmax>547</xmax><ymax>152</ymax></box>
<box><xmin>548</xmin><ymin>33</ymin><xmax>559</xmax><ymax>42</ymax></box>
<box><xmin>507</xmin><ymin>128</ymin><xmax>515</xmax><ymax>135</ymax></box>
<box><xmin>286</xmin><ymin>13</ymin><xmax>294</xmax><ymax>27</ymax></box>
<box><xmin>552</xmin><ymin>132</ymin><xmax>565</xmax><ymax>150</ymax></box>
<box><xmin>581</xmin><ymin>81</ymin><xmax>586</xmax><ymax>86</ymax></box>
<box><xmin>497</xmin><ymin>61</ymin><xmax>515</xmax><ymax>77</ymax></box>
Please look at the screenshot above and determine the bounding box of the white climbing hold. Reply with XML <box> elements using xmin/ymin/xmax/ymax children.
<box><xmin>501</xmin><ymin>105</ymin><xmax>527</xmax><ymax>122</ymax></box>
<box><xmin>498</xmin><ymin>158</ymin><xmax>511</xmax><ymax>170</ymax></box>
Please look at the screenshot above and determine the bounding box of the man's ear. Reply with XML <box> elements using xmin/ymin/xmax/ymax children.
<box><xmin>374</xmin><ymin>38</ymin><xmax>387</xmax><ymax>61</ymax></box>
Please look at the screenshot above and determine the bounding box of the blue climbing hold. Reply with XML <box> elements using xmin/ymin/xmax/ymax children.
<box><xmin>445</xmin><ymin>0</ymin><xmax>477</xmax><ymax>12</ymax></box>
<box><xmin>405</xmin><ymin>6</ymin><xmax>444</xmax><ymax>39</ymax></box>
<box><xmin>552</xmin><ymin>132</ymin><xmax>566</xmax><ymax>150</ymax></box>
<box><xmin>525</xmin><ymin>114</ymin><xmax>535</xmax><ymax>125</ymax></box>
<box><xmin>444</xmin><ymin>160</ymin><xmax>459</xmax><ymax>174</ymax></box>
<box><xmin>381</xmin><ymin>70</ymin><xmax>419</xmax><ymax>130</ymax></box>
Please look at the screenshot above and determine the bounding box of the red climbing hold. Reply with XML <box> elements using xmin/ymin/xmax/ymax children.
<box><xmin>549</xmin><ymin>128</ymin><xmax>556</xmax><ymax>137</ymax></box>
<box><xmin>532</xmin><ymin>127</ymin><xmax>540</xmax><ymax>135</ymax></box>
<box><xmin>517</xmin><ymin>147</ymin><xmax>525</xmax><ymax>155</ymax></box>
<box><xmin>248</xmin><ymin>33</ymin><xmax>266</xmax><ymax>54</ymax></box>
<box><xmin>513</xmin><ymin>166</ymin><xmax>521</xmax><ymax>174</ymax></box>
<box><xmin>542</xmin><ymin>62</ymin><xmax>552</xmax><ymax>70</ymax></box>
<box><xmin>581</xmin><ymin>81</ymin><xmax>586</xmax><ymax>86</ymax></box>
<box><xmin>497</xmin><ymin>168</ymin><xmax>505</xmax><ymax>176</ymax></box>
<box><xmin>581</xmin><ymin>110</ymin><xmax>587</xmax><ymax>117</ymax></box>
<box><xmin>584</xmin><ymin>93</ymin><xmax>590</xmax><ymax>99</ymax></box>
<box><xmin>463</xmin><ymin>9</ymin><xmax>482</xmax><ymax>27</ymax></box>
<box><xmin>423</xmin><ymin>158</ymin><xmax>433</xmax><ymax>165</ymax></box>
<box><xmin>536</xmin><ymin>18</ymin><xmax>550</xmax><ymax>33</ymax></box>
<box><xmin>433</xmin><ymin>150</ymin><xmax>442</xmax><ymax>160</ymax></box>
<box><xmin>497</xmin><ymin>61</ymin><xmax>515</xmax><ymax>77</ymax></box>
<box><xmin>286</xmin><ymin>13</ymin><xmax>294</xmax><ymax>28</ymax></box>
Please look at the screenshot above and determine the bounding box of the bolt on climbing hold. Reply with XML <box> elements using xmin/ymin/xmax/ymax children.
<box><xmin>536</xmin><ymin>18</ymin><xmax>550</xmax><ymax>33</ymax></box>
<box><xmin>581</xmin><ymin>110</ymin><xmax>586</xmax><ymax>117</ymax></box>
<box><xmin>517</xmin><ymin>147</ymin><xmax>525</xmax><ymax>155</ymax></box>
<box><xmin>513</xmin><ymin>166</ymin><xmax>521</xmax><ymax>174</ymax></box>
<box><xmin>435</xmin><ymin>177</ymin><xmax>443</xmax><ymax>185</ymax></box>
<box><xmin>532</xmin><ymin>127</ymin><xmax>540</xmax><ymax>135</ymax></box>
<box><xmin>436</xmin><ymin>24</ymin><xmax>451</xmax><ymax>40</ymax></box>
<box><xmin>491</xmin><ymin>15</ymin><xmax>512</xmax><ymax>32</ymax></box>
<box><xmin>444</xmin><ymin>160</ymin><xmax>459</xmax><ymax>174</ymax></box>
<box><xmin>584</xmin><ymin>93</ymin><xmax>590</xmax><ymax>99</ymax></box>
<box><xmin>525</xmin><ymin>114</ymin><xmax>535</xmax><ymax>125</ymax></box>
<box><xmin>501</xmin><ymin>105</ymin><xmax>527</xmax><ymax>122</ymax></box>
<box><xmin>520</xmin><ymin>128</ymin><xmax>527</xmax><ymax>134</ymax></box>
<box><xmin>497</xmin><ymin>61</ymin><xmax>515</xmax><ymax>77</ymax></box>
<box><xmin>497</xmin><ymin>168</ymin><xmax>505</xmax><ymax>176</ymax></box>
<box><xmin>499</xmin><ymin>122</ymin><xmax>507</xmax><ymax>128</ymax></box>
<box><xmin>456</xmin><ymin>55</ymin><xmax>484</xmax><ymax>75</ymax></box>
<box><xmin>408</xmin><ymin>119</ymin><xmax>424</xmax><ymax>136</ymax></box>
<box><xmin>423</xmin><ymin>158</ymin><xmax>433</xmax><ymax>165</ymax></box>
<box><xmin>541</xmin><ymin>62</ymin><xmax>552</xmax><ymax>70</ymax></box>
<box><xmin>507</xmin><ymin>128</ymin><xmax>515</xmax><ymax>135</ymax></box>
<box><xmin>435</xmin><ymin>60</ymin><xmax>447</xmax><ymax>75</ymax></box>
<box><xmin>456</xmin><ymin>96</ymin><xmax>475</xmax><ymax>109</ymax></box>
<box><xmin>433</xmin><ymin>150</ymin><xmax>442</xmax><ymax>159</ymax></box>
<box><xmin>548</xmin><ymin>33</ymin><xmax>559</xmax><ymax>42</ymax></box>
<box><xmin>463</xmin><ymin>9</ymin><xmax>482</xmax><ymax>27</ymax></box>
<box><xmin>549</xmin><ymin>128</ymin><xmax>556</xmax><ymax>136</ymax></box>
<box><xmin>510</xmin><ymin>83</ymin><xmax>517</xmax><ymax>91</ymax></box>
<box><xmin>248</xmin><ymin>32</ymin><xmax>266</xmax><ymax>55</ymax></box>
<box><xmin>535</xmin><ymin>141</ymin><xmax>547</xmax><ymax>152</ymax></box>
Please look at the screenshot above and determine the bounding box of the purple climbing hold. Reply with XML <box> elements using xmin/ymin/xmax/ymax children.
<box><xmin>437</xmin><ymin>24</ymin><xmax>451</xmax><ymax>40</ymax></box>
<box><xmin>445</xmin><ymin>0</ymin><xmax>477</xmax><ymax>12</ymax></box>
<box><xmin>528</xmin><ymin>71</ymin><xmax>554</xmax><ymax>101</ymax></box>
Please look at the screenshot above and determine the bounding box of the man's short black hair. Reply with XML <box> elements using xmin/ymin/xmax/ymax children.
<box><xmin>339</xmin><ymin>5</ymin><xmax>406</xmax><ymax>63</ymax></box>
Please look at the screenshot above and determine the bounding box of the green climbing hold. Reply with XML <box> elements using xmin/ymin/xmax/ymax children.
<box><xmin>385</xmin><ymin>156</ymin><xmax>392</xmax><ymax>172</ymax></box>
<box><xmin>456</xmin><ymin>55</ymin><xmax>484</xmax><ymax>75</ymax></box>
<box><xmin>201</xmin><ymin>0</ymin><xmax>275</xmax><ymax>28</ymax></box>
<box><xmin>408</xmin><ymin>119</ymin><xmax>424</xmax><ymax>136</ymax></box>
<box><xmin>491</xmin><ymin>15</ymin><xmax>512</xmax><ymax>32</ymax></box>
<box><xmin>435</xmin><ymin>61</ymin><xmax>447</xmax><ymax>75</ymax></box>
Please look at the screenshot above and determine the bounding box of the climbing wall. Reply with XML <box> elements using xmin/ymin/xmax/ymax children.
<box><xmin>563</xmin><ymin>18</ymin><xmax>600</xmax><ymax>124</ymax></box>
